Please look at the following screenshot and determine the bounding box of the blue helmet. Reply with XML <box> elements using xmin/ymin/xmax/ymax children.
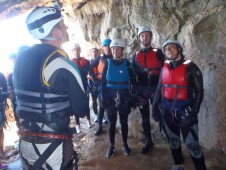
<box><xmin>102</xmin><ymin>38</ymin><xmax>111</xmax><ymax>46</ymax></box>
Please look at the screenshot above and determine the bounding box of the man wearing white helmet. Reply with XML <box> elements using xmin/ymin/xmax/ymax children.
<box><xmin>87</xmin><ymin>46</ymin><xmax>99</xmax><ymax>122</ymax></box>
<box><xmin>89</xmin><ymin>38</ymin><xmax>113</xmax><ymax>135</ymax></box>
<box><xmin>13</xmin><ymin>6</ymin><xmax>89</xmax><ymax>170</ymax></box>
<box><xmin>132</xmin><ymin>26</ymin><xmax>165</xmax><ymax>154</ymax></box>
<box><xmin>101</xmin><ymin>39</ymin><xmax>137</xmax><ymax>158</ymax></box>
<box><xmin>71</xmin><ymin>43</ymin><xmax>92</xmax><ymax>132</ymax></box>
<box><xmin>152</xmin><ymin>40</ymin><xmax>206</xmax><ymax>170</ymax></box>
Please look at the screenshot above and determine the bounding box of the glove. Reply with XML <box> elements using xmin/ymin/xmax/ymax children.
<box><xmin>152</xmin><ymin>105</ymin><xmax>161</xmax><ymax>122</ymax></box>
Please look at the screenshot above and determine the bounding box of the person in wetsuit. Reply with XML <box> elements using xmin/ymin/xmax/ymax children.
<box><xmin>132</xmin><ymin>26</ymin><xmax>165</xmax><ymax>153</ymax></box>
<box><xmin>89</xmin><ymin>38</ymin><xmax>113</xmax><ymax>135</ymax></box>
<box><xmin>152</xmin><ymin>39</ymin><xmax>206</xmax><ymax>170</ymax></box>
<box><xmin>102</xmin><ymin>39</ymin><xmax>137</xmax><ymax>158</ymax></box>
<box><xmin>13</xmin><ymin>6</ymin><xmax>89</xmax><ymax>170</ymax></box>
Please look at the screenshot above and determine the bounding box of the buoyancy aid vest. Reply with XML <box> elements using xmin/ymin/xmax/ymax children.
<box><xmin>13</xmin><ymin>44</ymin><xmax>71</xmax><ymax>126</ymax></box>
<box><xmin>97</xmin><ymin>57</ymin><xmax>105</xmax><ymax>79</ymax></box>
<box><xmin>162</xmin><ymin>60</ymin><xmax>191</xmax><ymax>101</ymax></box>
<box><xmin>71</xmin><ymin>57</ymin><xmax>88</xmax><ymax>69</ymax></box>
<box><xmin>106</xmin><ymin>59</ymin><xmax>130</xmax><ymax>90</ymax></box>
<box><xmin>135</xmin><ymin>48</ymin><xmax>162</xmax><ymax>75</ymax></box>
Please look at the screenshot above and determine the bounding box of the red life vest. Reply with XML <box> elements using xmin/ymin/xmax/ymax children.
<box><xmin>71</xmin><ymin>57</ymin><xmax>88</xmax><ymax>69</ymax></box>
<box><xmin>135</xmin><ymin>49</ymin><xmax>162</xmax><ymax>75</ymax></box>
<box><xmin>162</xmin><ymin>60</ymin><xmax>191</xmax><ymax>100</ymax></box>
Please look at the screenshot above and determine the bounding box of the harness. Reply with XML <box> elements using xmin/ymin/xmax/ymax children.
<box><xmin>19</xmin><ymin>128</ymin><xmax>70</xmax><ymax>170</ymax></box>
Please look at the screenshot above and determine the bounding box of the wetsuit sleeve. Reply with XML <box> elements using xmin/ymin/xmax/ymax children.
<box><xmin>156</xmin><ymin>49</ymin><xmax>165</xmax><ymax>66</ymax></box>
<box><xmin>67</xmin><ymin>72</ymin><xmax>89</xmax><ymax>118</ymax></box>
<box><xmin>45</xmin><ymin>57</ymin><xmax>89</xmax><ymax>118</ymax></box>
<box><xmin>0</xmin><ymin>72</ymin><xmax>8</xmax><ymax>104</ymax></box>
<box><xmin>153</xmin><ymin>70</ymin><xmax>163</xmax><ymax>107</ymax></box>
<box><xmin>127</xmin><ymin>60</ymin><xmax>138</xmax><ymax>87</ymax></box>
<box><xmin>89</xmin><ymin>56</ymin><xmax>100</xmax><ymax>84</ymax></box>
<box><xmin>187</xmin><ymin>62</ymin><xmax>204</xmax><ymax>115</ymax></box>
<box><xmin>0</xmin><ymin>72</ymin><xmax>7</xmax><ymax>93</ymax></box>
<box><xmin>7</xmin><ymin>73</ymin><xmax>13</xmax><ymax>90</ymax></box>
<box><xmin>132</xmin><ymin>53</ymin><xmax>138</xmax><ymax>74</ymax></box>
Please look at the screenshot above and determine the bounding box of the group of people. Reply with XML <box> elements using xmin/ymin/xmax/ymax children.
<box><xmin>3</xmin><ymin>5</ymin><xmax>207</xmax><ymax>170</ymax></box>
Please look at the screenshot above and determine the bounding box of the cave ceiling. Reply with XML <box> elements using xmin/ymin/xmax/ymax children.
<box><xmin>0</xmin><ymin>0</ymin><xmax>91</xmax><ymax>20</ymax></box>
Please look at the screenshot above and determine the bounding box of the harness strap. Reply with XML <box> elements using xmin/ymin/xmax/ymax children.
<box><xmin>31</xmin><ymin>139</ymin><xmax>64</xmax><ymax>170</ymax></box>
<box><xmin>18</xmin><ymin>130</ymin><xmax>71</xmax><ymax>140</ymax></box>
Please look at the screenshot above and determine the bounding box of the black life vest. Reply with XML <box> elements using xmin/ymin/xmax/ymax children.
<box><xmin>13</xmin><ymin>44</ymin><xmax>71</xmax><ymax>125</ymax></box>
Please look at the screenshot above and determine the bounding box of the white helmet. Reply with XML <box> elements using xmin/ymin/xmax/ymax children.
<box><xmin>26</xmin><ymin>6</ymin><xmax>63</xmax><ymax>40</ymax></box>
<box><xmin>138</xmin><ymin>26</ymin><xmax>152</xmax><ymax>36</ymax></box>
<box><xmin>90</xmin><ymin>46</ymin><xmax>98</xmax><ymax>51</ymax></box>
<box><xmin>110</xmin><ymin>39</ymin><xmax>125</xmax><ymax>48</ymax></box>
<box><xmin>162</xmin><ymin>39</ymin><xmax>183</xmax><ymax>54</ymax></box>
<box><xmin>72</xmin><ymin>43</ymin><xmax>81</xmax><ymax>49</ymax></box>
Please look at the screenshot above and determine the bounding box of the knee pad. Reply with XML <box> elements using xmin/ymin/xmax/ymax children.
<box><xmin>187</xmin><ymin>143</ymin><xmax>202</xmax><ymax>158</ymax></box>
<box><xmin>169</xmin><ymin>137</ymin><xmax>181</xmax><ymax>149</ymax></box>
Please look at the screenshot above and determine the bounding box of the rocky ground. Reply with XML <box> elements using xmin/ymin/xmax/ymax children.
<box><xmin>2</xmin><ymin>107</ymin><xmax>226</xmax><ymax>170</ymax></box>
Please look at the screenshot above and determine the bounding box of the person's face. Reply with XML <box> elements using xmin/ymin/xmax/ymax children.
<box><xmin>103</xmin><ymin>45</ymin><xmax>112</xmax><ymax>55</ymax></box>
<box><xmin>72</xmin><ymin>48</ymin><xmax>81</xmax><ymax>58</ymax></box>
<box><xmin>90</xmin><ymin>49</ymin><xmax>98</xmax><ymax>58</ymax></box>
<box><xmin>139</xmin><ymin>31</ymin><xmax>152</xmax><ymax>46</ymax></box>
<box><xmin>164</xmin><ymin>44</ymin><xmax>181</xmax><ymax>60</ymax></box>
<box><xmin>111</xmin><ymin>46</ymin><xmax>123</xmax><ymax>59</ymax></box>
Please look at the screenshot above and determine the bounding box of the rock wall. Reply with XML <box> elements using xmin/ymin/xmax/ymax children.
<box><xmin>67</xmin><ymin>0</ymin><xmax>226</xmax><ymax>151</ymax></box>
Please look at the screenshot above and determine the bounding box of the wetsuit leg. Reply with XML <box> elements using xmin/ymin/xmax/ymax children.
<box><xmin>164</xmin><ymin>114</ymin><xmax>184</xmax><ymax>165</ymax></box>
<box><xmin>119</xmin><ymin>101</ymin><xmax>129</xmax><ymax>145</ymax></box>
<box><xmin>106</xmin><ymin>107</ymin><xmax>117</xmax><ymax>145</ymax></box>
<box><xmin>91</xmin><ymin>93</ymin><xmax>98</xmax><ymax>115</ymax></box>
<box><xmin>139</xmin><ymin>104</ymin><xmax>152</xmax><ymax>142</ymax></box>
<box><xmin>181</xmin><ymin>124</ymin><xmax>206</xmax><ymax>170</ymax></box>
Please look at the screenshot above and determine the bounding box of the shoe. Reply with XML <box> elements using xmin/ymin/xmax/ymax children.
<box><xmin>95</xmin><ymin>127</ymin><xmax>102</xmax><ymax>135</ymax></box>
<box><xmin>122</xmin><ymin>145</ymin><xmax>131</xmax><ymax>156</ymax></box>
<box><xmin>0</xmin><ymin>164</ymin><xmax>7</xmax><ymax>170</ymax></box>
<box><xmin>106</xmin><ymin>146</ymin><xmax>115</xmax><ymax>158</ymax></box>
<box><xmin>172</xmin><ymin>165</ymin><xmax>184</xmax><ymax>170</ymax></box>
<box><xmin>87</xmin><ymin>120</ymin><xmax>92</xmax><ymax>129</ymax></box>
<box><xmin>141</xmin><ymin>141</ymin><xmax>154</xmax><ymax>154</ymax></box>
<box><xmin>75</xmin><ymin>125</ymin><xmax>81</xmax><ymax>133</ymax></box>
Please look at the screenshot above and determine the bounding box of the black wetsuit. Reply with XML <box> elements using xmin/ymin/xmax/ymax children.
<box><xmin>132</xmin><ymin>47</ymin><xmax>165</xmax><ymax>147</ymax></box>
<box><xmin>153</xmin><ymin>59</ymin><xmax>206</xmax><ymax>170</ymax></box>
<box><xmin>102</xmin><ymin>58</ymin><xmax>136</xmax><ymax>146</ymax></box>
